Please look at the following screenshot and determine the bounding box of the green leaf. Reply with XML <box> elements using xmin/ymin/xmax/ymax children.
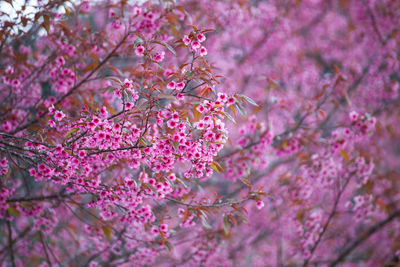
<box><xmin>165</xmin><ymin>241</ymin><xmax>174</xmax><ymax>252</ymax></box>
<box><xmin>201</xmin><ymin>216</ymin><xmax>212</xmax><ymax>229</ymax></box>
<box><xmin>102</xmin><ymin>226</ymin><xmax>112</xmax><ymax>240</ymax></box>
<box><xmin>213</xmin><ymin>113</ymin><xmax>222</xmax><ymax>121</ymax></box>
<box><xmin>189</xmin><ymin>24</ymin><xmax>198</xmax><ymax>31</ymax></box>
<box><xmin>42</xmin><ymin>15</ymin><xmax>50</xmax><ymax>34</ymax></box>
<box><xmin>134</xmin><ymin>38</ymin><xmax>143</xmax><ymax>46</ymax></box>
<box><xmin>176</xmin><ymin>177</ymin><xmax>188</xmax><ymax>188</ymax></box>
<box><xmin>229</xmin><ymin>105</ymin><xmax>236</xmax><ymax>118</ymax></box>
<box><xmin>223</xmin><ymin>215</ymin><xmax>230</xmax><ymax>235</ymax></box>
<box><xmin>130</xmin><ymin>31</ymin><xmax>146</xmax><ymax>42</ymax></box>
<box><xmin>8</xmin><ymin>206</ymin><xmax>20</xmax><ymax>217</ymax></box>
<box><xmin>235</xmin><ymin>102</ymin><xmax>247</xmax><ymax>119</ymax></box>
<box><xmin>210</xmin><ymin>162</ymin><xmax>220</xmax><ymax>173</ymax></box>
<box><xmin>240</xmin><ymin>178</ymin><xmax>252</xmax><ymax>188</ymax></box>
<box><xmin>140</xmin><ymin>137</ymin><xmax>152</xmax><ymax>146</ymax></box>
<box><xmin>340</xmin><ymin>149</ymin><xmax>349</xmax><ymax>161</ymax></box>
<box><xmin>171</xmin><ymin>141</ymin><xmax>179</xmax><ymax>152</ymax></box>
<box><xmin>158</xmin><ymin>93</ymin><xmax>177</xmax><ymax>102</ymax></box>
<box><xmin>152</xmin><ymin>40</ymin><xmax>176</xmax><ymax>55</ymax></box>
<box><xmin>64</xmin><ymin>128</ymin><xmax>79</xmax><ymax>139</ymax></box>
<box><xmin>107</xmin><ymin>77</ymin><xmax>123</xmax><ymax>85</ymax></box>
<box><xmin>218</xmin><ymin>111</ymin><xmax>236</xmax><ymax>124</ymax></box>
<box><xmin>237</xmin><ymin>94</ymin><xmax>259</xmax><ymax>106</ymax></box>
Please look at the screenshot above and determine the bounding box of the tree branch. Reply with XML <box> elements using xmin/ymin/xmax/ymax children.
<box><xmin>7</xmin><ymin>192</ymin><xmax>81</xmax><ymax>203</ymax></box>
<box><xmin>7</xmin><ymin>218</ymin><xmax>16</xmax><ymax>267</ymax></box>
<box><xmin>165</xmin><ymin>196</ymin><xmax>251</xmax><ymax>208</ymax></box>
<box><xmin>11</xmin><ymin>32</ymin><xmax>131</xmax><ymax>135</ymax></box>
<box><xmin>329</xmin><ymin>209</ymin><xmax>400</xmax><ymax>267</ymax></box>
<box><xmin>302</xmin><ymin>174</ymin><xmax>351</xmax><ymax>267</ymax></box>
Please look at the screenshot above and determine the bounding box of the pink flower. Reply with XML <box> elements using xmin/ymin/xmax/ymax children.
<box><xmin>191</xmin><ymin>40</ymin><xmax>201</xmax><ymax>50</ymax></box>
<box><xmin>131</xmin><ymin>91</ymin><xmax>139</xmax><ymax>101</ymax></box>
<box><xmin>176</xmin><ymin>82</ymin><xmax>185</xmax><ymax>90</ymax></box>
<box><xmin>114</xmin><ymin>89</ymin><xmax>122</xmax><ymax>98</ymax></box>
<box><xmin>99</xmin><ymin>106</ymin><xmax>108</xmax><ymax>117</ymax></box>
<box><xmin>196</xmin><ymin>105</ymin><xmax>206</xmax><ymax>113</ymax></box>
<box><xmin>80</xmin><ymin>1</ymin><xmax>91</xmax><ymax>13</ymax></box>
<box><xmin>160</xmin><ymin>224</ymin><xmax>168</xmax><ymax>232</ymax></box>
<box><xmin>11</xmin><ymin>79</ymin><xmax>21</xmax><ymax>87</ymax></box>
<box><xmin>2</xmin><ymin>121</ymin><xmax>12</xmax><ymax>132</ymax></box>
<box><xmin>109</xmin><ymin>9</ymin><xmax>116</xmax><ymax>19</ymax></box>
<box><xmin>196</xmin><ymin>33</ymin><xmax>206</xmax><ymax>42</ymax></box>
<box><xmin>125</xmin><ymin>102</ymin><xmax>133</xmax><ymax>110</ymax></box>
<box><xmin>218</xmin><ymin>93</ymin><xmax>227</xmax><ymax>102</ymax></box>
<box><xmin>48</xmin><ymin>105</ymin><xmax>56</xmax><ymax>114</ymax></box>
<box><xmin>227</xmin><ymin>97</ymin><xmax>236</xmax><ymax>105</ymax></box>
<box><xmin>196</xmin><ymin>121</ymin><xmax>205</xmax><ymax>130</ymax></box>
<box><xmin>133</xmin><ymin>7</ymin><xmax>141</xmax><ymax>16</ymax></box>
<box><xmin>368</xmin><ymin>117</ymin><xmax>376</xmax><ymax>127</ymax></box>
<box><xmin>153</xmin><ymin>51</ymin><xmax>165</xmax><ymax>62</ymax></box>
<box><xmin>203</xmin><ymin>116</ymin><xmax>211</xmax><ymax>123</ymax></box>
<box><xmin>5</xmin><ymin>66</ymin><xmax>14</xmax><ymax>74</ymax></box>
<box><xmin>56</xmin><ymin>56</ymin><xmax>65</xmax><ymax>66</ymax></box>
<box><xmin>349</xmin><ymin>111</ymin><xmax>359</xmax><ymax>121</ymax></box>
<box><xmin>199</xmin><ymin>46</ymin><xmax>207</xmax><ymax>56</ymax></box>
<box><xmin>124</xmin><ymin>79</ymin><xmax>133</xmax><ymax>88</ymax></box>
<box><xmin>54</xmin><ymin>111</ymin><xmax>65</xmax><ymax>121</ymax></box>
<box><xmin>167</xmin><ymin>81</ymin><xmax>176</xmax><ymax>89</ymax></box>
<box><xmin>48</xmin><ymin>120</ymin><xmax>56</xmax><ymax>128</ymax></box>
<box><xmin>164</xmin><ymin>69</ymin><xmax>174</xmax><ymax>77</ymax></box>
<box><xmin>183</xmin><ymin>35</ymin><xmax>191</xmax><ymax>46</ymax></box>
<box><xmin>135</xmin><ymin>45</ymin><xmax>145</xmax><ymax>57</ymax></box>
<box><xmin>78</xmin><ymin>150</ymin><xmax>86</xmax><ymax>159</ymax></box>
<box><xmin>0</xmin><ymin>157</ymin><xmax>7</xmax><ymax>168</ymax></box>
<box><xmin>29</xmin><ymin>168</ymin><xmax>36</xmax><ymax>176</ymax></box>
<box><xmin>256</xmin><ymin>201</ymin><xmax>264</xmax><ymax>210</ymax></box>
<box><xmin>171</xmin><ymin>112</ymin><xmax>179</xmax><ymax>122</ymax></box>
<box><xmin>168</xmin><ymin>173</ymin><xmax>176</xmax><ymax>181</ymax></box>
<box><xmin>151</xmin><ymin>227</ymin><xmax>159</xmax><ymax>236</ymax></box>
<box><xmin>167</xmin><ymin>120</ymin><xmax>177</xmax><ymax>129</ymax></box>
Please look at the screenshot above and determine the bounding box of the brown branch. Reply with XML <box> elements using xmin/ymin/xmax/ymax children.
<box><xmin>329</xmin><ymin>209</ymin><xmax>400</xmax><ymax>267</ymax></box>
<box><xmin>0</xmin><ymin>226</ymin><xmax>31</xmax><ymax>255</ymax></box>
<box><xmin>302</xmin><ymin>175</ymin><xmax>351</xmax><ymax>267</ymax></box>
<box><xmin>42</xmin><ymin>232</ymin><xmax>63</xmax><ymax>267</ymax></box>
<box><xmin>0</xmin><ymin>132</ymin><xmax>55</xmax><ymax>147</ymax></box>
<box><xmin>39</xmin><ymin>232</ymin><xmax>52</xmax><ymax>267</ymax></box>
<box><xmin>85</xmin><ymin>144</ymin><xmax>152</xmax><ymax>155</ymax></box>
<box><xmin>218</xmin><ymin>140</ymin><xmax>261</xmax><ymax>160</ymax></box>
<box><xmin>7</xmin><ymin>192</ymin><xmax>81</xmax><ymax>203</ymax></box>
<box><xmin>165</xmin><ymin>196</ymin><xmax>251</xmax><ymax>208</ymax></box>
<box><xmin>65</xmin><ymin>129</ymin><xmax>88</xmax><ymax>146</ymax></box>
<box><xmin>11</xmin><ymin>32</ymin><xmax>131</xmax><ymax>135</ymax></box>
<box><xmin>362</xmin><ymin>0</ymin><xmax>386</xmax><ymax>45</ymax></box>
<box><xmin>7</xmin><ymin>218</ymin><xmax>16</xmax><ymax>267</ymax></box>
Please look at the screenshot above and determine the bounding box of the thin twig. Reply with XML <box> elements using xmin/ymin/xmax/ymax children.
<box><xmin>165</xmin><ymin>196</ymin><xmax>251</xmax><ymax>208</ymax></box>
<box><xmin>85</xmin><ymin>144</ymin><xmax>152</xmax><ymax>155</ymax></box>
<box><xmin>302</xmin><ymin>175</ymin><xmax>351</xmax><ymax>267</ymax></box>
<box><xmin>7</xmin><ymin>192</ymin><xmax>81</xmax><ymax>203</ymax></box>
<box><xmin>39</xmin><ymin>232</ymin><xmax>52</xmax><ymax>267</ymax></box>
<box><xmin>7</xmin><ymin>218</ymin><xmax>16</xmax><ymax>267</ymax></box>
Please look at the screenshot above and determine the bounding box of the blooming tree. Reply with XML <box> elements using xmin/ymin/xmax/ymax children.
<box><xmin>0</xmin><ymin>0</ymin><xmax>400</xmax><ymax>266</ymax></box>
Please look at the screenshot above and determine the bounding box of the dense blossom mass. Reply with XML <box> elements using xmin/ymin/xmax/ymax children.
<box><xmin>0</xmin><ymin>0</ymin><xmax>400</xmax><ymax>266</ymax></box>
